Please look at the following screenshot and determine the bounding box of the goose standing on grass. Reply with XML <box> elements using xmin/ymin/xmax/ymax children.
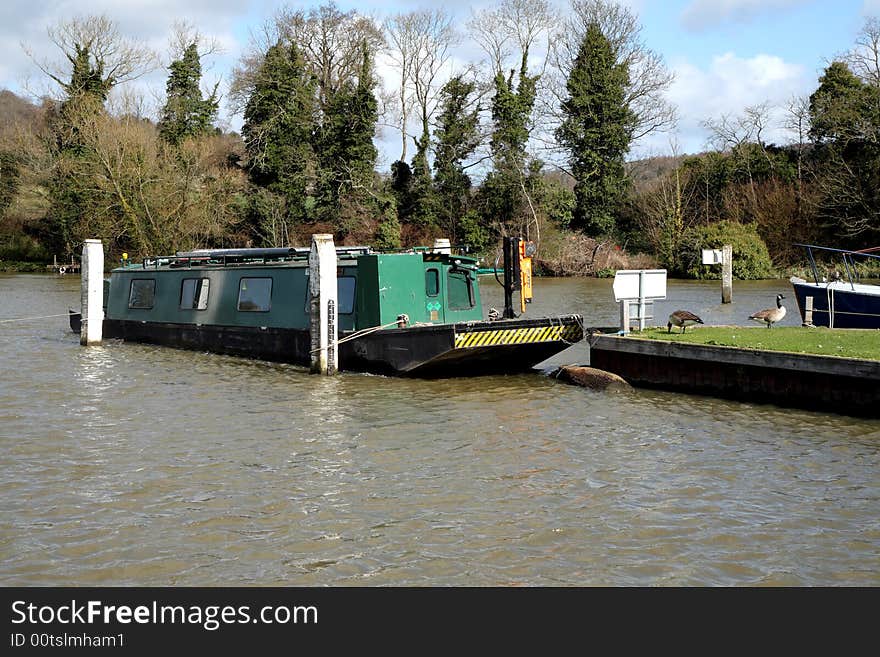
<box><xmin>749</xmin><ymin>294</ymin><xmax>786</xmax><ymax>328</ymax></box>
<box><xmin>667</xmin><ymin>310</ymin><xmax>704</xmax><ymax>333</ymax></box>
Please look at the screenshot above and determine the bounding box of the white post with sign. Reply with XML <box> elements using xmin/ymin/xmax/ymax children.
<box><xmin>612</xmin><ymin>269</ymin><xmax>667</xmax><ymax>333</ymax></box>
<box><xmin>702</xmin><ymin>245</ymin><xmax>732</xmax><ymax>303</ymax></box>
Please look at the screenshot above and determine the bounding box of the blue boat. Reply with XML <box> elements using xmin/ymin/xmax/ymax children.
<box><xmin>789</xmin><ymin>243</ymin><xmax>880</xmax><ymax>328</ymax></box>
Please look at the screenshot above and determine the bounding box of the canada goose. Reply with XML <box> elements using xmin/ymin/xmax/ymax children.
<box><xmin>749</xmin><ymin>294</ymin><xmax>786</xmax><ymax>328</ymax></box>
<box><xmin>667</xmin><ymin>310</ymin><xmax>704</xmax><ymax>333</ymax></box>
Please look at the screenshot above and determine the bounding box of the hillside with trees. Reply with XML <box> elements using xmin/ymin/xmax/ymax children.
<box><xmin>1</xmin><ymin>1</ymin><xmax>879</xmax><ymax>276</ymax></box>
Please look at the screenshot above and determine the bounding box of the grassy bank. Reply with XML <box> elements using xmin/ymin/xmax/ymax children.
<box><xmin>634</xmin><ymin>326</ymin><xmax>880</xmax><ymax>361</ymax></box>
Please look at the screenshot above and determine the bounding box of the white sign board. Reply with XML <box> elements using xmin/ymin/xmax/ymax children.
<box><xmin>702</xmin><ymin>248</ymin><xmax>723</xmax><ymax>265</ymax></box>
<box><xmin>612</xmin><ymin>269</ymin><xmax>667</xmax><ymax>301</ymax></box>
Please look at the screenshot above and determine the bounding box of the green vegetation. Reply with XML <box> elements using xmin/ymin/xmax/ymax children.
<box><xmin>557</xmin><ymin>21</ymin><xmax>634</xmax><ymax>237</ymax></box>
<box><xmin>2</xmin><ymin>4</ymin><xmax>880</xmax><ymax>278</ymax></box>
<box><xmin>675</xmin><ymin>220</ymin><xmax>775</xmax><ymax>279</ymax></box>
<box><xmin>637</xmin><ymin>326</ymin><xmax>880</xmax><ymax>361</ymax></box>
<box><xmin>242</xmin><ymin>41</ymin><xmax>318</xmax><ymax>228</ymax></box>
<box><xmin>158</xmin><ymin>44</ymin><xmax>219</xmax><ymax>146</ymax></box>
<box><xmin>432</xmin><ymin>75</ymin><xmax>481</xmax><ymax>245</ymax></box>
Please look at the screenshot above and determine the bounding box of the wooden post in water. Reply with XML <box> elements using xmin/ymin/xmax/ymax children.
<box><xmin>80</xmin><ymin>239</ymin><xmax>104</xmax><ymax>345</ymax></box>
<box><xmin>721</xmin><ymin>244</ymin><xmax>732</xmax><ymax>304</ymax></box>
<box><xmin>309</xmin><ymin>234</ymin><xmax>338</xmax><ymax>375</ymax></box>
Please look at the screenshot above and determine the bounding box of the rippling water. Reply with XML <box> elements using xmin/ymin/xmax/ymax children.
<box><xmin>1</xmin><ymin>273</ymin><xmax>878</xmax><ymax>586</ymax></box>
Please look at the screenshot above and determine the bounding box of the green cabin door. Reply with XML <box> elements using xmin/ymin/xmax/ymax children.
<box><xmin>424</xmin><ymin>266</ymin><xmax>445</xmax><ymax>324</ymax></box>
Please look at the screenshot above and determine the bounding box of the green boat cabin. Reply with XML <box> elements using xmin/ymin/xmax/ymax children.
<box><xmin>104</xmin><ymin>249</ymin><xmax>485</xmax><ymax>332</ymax></box>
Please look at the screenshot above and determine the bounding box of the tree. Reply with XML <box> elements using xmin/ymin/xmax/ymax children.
<box><xmin>242</xmin><ymin>42</ymin><xmax>318</xmax><ymax>227</ymax></box>
<box><xmin>23</xmin><ymin>15</ymin><xmax>155</xmax><ymax>255</ymax></box>
<box><xmin>556</xmin><ymin>22</ymin><xmax>634</xmax><ymax>236</ymax></box>
<box><xmin>433</xmin><ymin>75</ymin><xmax>482</xmax><ymax>241</ymax></box>
<box><xmin>470</xmin><ymin>0</ymin><xmax>554</xmax><ymax>239</ymax></box>
<box><xmin>24</xmin><ymin>15</ymin><xmax>155</xmax><ymax>99</ymax></box>
<box><xmin>385</xmin><ymin>10</ymin><xmax>456</xmax><ymax>231</ymax></box>
<box><xmin>230</xmin><ymin>2</ymin><xmax>384</xmax><ymax>116</ymax></box>
<box><xmin>316</xmin><ymin>41</ymin><xmax>380</xmax><ymax>233</ymax></box>
<box><xmin>158</xmin><ymin>43</ymin><xmax>219</xmax><ymax>145</ymax></box>
<box><xmin>809</xmin><ymin>61</ymin><xmax>879</xmax><ymax>146</ymax></box>
<box><xmin>702</xmin><ymin>102</ymin><xmax>783</xmax><ymax>221</ymax></box>
<box><xmin>230</xmin><ymin>3</ymin><xmax>386</xmax><ymax>241</ymax></box>
<box><xmin>385</xmin><ymin>10</ymin><xmax>455</xmax><ymax>163</ymax></box>
<box><xmin>808</xmin><ymin>60</ymin><xmax>880</xmax><ymax>240</ymax></box>
<box><xmin>553</xmin><ymin>0</ymin><xmax>675</xmax><ymax>145</ymax></box>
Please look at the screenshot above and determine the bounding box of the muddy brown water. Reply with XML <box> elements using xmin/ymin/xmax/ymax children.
<box><xmin>1</xmin><ymin>273</ymin><xmax>878</xmax><ymax>585</ymax></box>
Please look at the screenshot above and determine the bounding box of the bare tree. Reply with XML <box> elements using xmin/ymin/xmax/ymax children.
<box><xmin>783</xmin><ymin>94</ymin><xmax>811</xmax><ymax>223</ymax></box>
<box><xmin>384</xmin><ymin>12</ymin><xmax>419</xmax><ymax>161</ymax></box>
<box><xmin>551</xmin><ymin>0</ymin><xmax>675</xmax><ymax>144</ymax></box>
<box><xmin>468</xmin><ymin>0</ymin><xmax>556</xmax><ymax>240</ymax></box>
<box><xmin>409</xmin><ymin>11</ymin><xmax>458</xmax><ymax>160</ymax></box>
<box><xmin>231</xmin><ymin>3</ymin><xmax>384</xmax><ymax>115</ymax></box>
<box><xmin>22</xmin><ymin>15</ymin><xmax>156</xmax><ymax>100</ymax></box>
<box><xmin>702</xmin><ymin>102</ymin><xmax>775</xmax><ymax>212</ymax></box>
<box><xmin>469</xmin><ymin>0</ymin><xmax>554</xmax><ymax>78</ymax></box>
<box><xmin>845</xmin><ymin>16</ymin><xmax>880</xmax><ymax>88</ymax></box>
<box><xmin>167</xmin><ymin>20</ymin><xmax>222</xmax><ymax>64</ymax></box>
<box><xmin>633</xmin><ymin>138</ymin><xmax>697</xmax><ymax>270</ymax></box>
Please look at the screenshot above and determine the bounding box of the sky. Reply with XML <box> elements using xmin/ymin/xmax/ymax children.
<box><xmin>1</xmin><ymin>0</ymin><xmax>879</xmax><ymax>166</ymax></box>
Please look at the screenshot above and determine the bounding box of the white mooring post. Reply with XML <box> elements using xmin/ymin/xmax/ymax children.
<box><xmin>80</xmin><ymin>239</ymin><xmax>104</xmax><ymax>346</ymax></box>
<box><xmin>309</xmin><ymin>234</ymin><xmax>338</xmax><ymax>375</ymax></box>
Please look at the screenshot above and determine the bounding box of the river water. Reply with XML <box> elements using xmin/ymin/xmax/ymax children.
<box><xmin>1</xmin><ymin>273</ymin><xmax>878</xmax><ymax>586</ymax></box>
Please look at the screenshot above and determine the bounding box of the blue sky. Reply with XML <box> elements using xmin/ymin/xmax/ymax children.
<box><xmin>1</xmin><ymin>0</ymin><xmax>878</xmax><ymax>164</ymax></box>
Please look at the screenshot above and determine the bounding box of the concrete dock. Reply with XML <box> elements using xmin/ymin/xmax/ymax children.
<box><xmin>589</xmin><ymin>334</ymin><xmax>880</xmax><ymax>417</ymax></box>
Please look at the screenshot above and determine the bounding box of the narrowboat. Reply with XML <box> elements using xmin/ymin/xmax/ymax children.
<box><xmin>70</xmin><ymin>237</ymin><xmax>584</xmax><ymax>377</ymax></box>
<box><xmin>789</xmin><ymin>243</ymin><xmax>880</xmax><ymax>328</ymax></box>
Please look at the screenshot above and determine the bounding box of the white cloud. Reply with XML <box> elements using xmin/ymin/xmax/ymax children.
<box><xmin>635</xmin><ymin>51</ymin><xmax>809</xmax><ymax>157</ymax></box>
<box><xmin>681</xmin><ymin>0</ymin><xmax>808</xmax><ymax>32</ymax></box>
<box><xmin>864</xmin><ymin>0</ymin><xmax>880</xmax><ymax>15</ymax></box>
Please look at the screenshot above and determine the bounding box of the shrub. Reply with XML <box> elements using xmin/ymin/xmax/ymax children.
<box><xmin>0</xmin><ymin>234</ymin><xmax>49</xmax><ymax>262</ymax></box>
<box><xmin>675</xmin><ymin>220</ymin><xmax>775</xmax><ymax>279</ymax></box>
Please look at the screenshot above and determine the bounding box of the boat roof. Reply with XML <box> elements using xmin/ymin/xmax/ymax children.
<box><xmin>112</xmin><ymin>245</ymin><xmax>479</xmax><ymax>272</ymax></box>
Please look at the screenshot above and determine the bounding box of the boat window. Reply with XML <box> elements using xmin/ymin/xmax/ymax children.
<box><xmin>180</xmin><ymin>278</ymin><xmax>210</xmax><ymax>310</ymax></box>
<box><xmin>238</xmin><ymin>277</ymin><xmax>272</xmax><ymax>312</ymax></box>
<box><xmin>447</xmin><ymin>270</ymin><xmax>475</xmax><ymax>310</ymax></box>
<box><xmin>303</xmin><ymin>276</ymin><xmax>357</xmax><ymax>315</ymax></box>
<box><xmin>425</xmin><ymin>268</ymin><xmax>440</xmax><ymax>297</ymax></box>
<box><xmin>128</xmin><ymin>279</ymin><xmax>156</xmax><ymax>309</ymax></box>
<box><xmin>338</xmin><ymin>276</ymin><xmax>356</xmax><ymax>314</ymax></box>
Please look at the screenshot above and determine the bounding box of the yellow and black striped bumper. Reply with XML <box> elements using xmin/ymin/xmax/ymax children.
<box><xmin>454</xmin><ymin>322</ymin><xmax>583</xmax><ymax>349</ymax></box>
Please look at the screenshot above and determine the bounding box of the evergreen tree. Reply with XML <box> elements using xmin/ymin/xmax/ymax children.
<box><xmin>52</xmin><ymin>44</ymin><xmax>109</xmax><ymax>154</ymax></box>
<box><xmin>317</xmin><ymin>41</ymin><xmax>379</xmax><ymax>232</ymax></box>
<box><xmin>242</xmin><ymin>42</ymin><xmax>318</xmax><ymax>225</ymax></box>
<box><xmin>556</xmin><ymin>22</ymin><xmax>635</xmax><ymax>237</ymax></box>
<box><xmin>390</xmin><ymin>159</ymin><xmax>414</xmax><ymax>222</ymax></box>
<box><xmin>407</xmin><ymin>135</ymin><xmax>438</xmax><ymax>230</ymax></box>
<box><xmin>475</xmin><ymin>54</ymin><xmax>539</xmax><ymax>240</ymax></box>
<box><xmin>47</xmin><ymin>43</ymin><xmax>111</xmax><ymax>254</ymax></box>
<box><xmin>433</xmin><ymin>76</ymin><xmax>481</xmax><ymax>242</ymax></box>
<box><xmin>809</xmin><ymin>61</ymin><xmax>880</xmax><ymax>146</ymax></box>
<box><xmin>158</xmin><ymin>44</ymin><xmax>219</xmax><ymax>146</ymax></box>
<box><xmin>808</xmin><ymin>61</ymin><xmax>880</xmax><ymax>240</ymax></box>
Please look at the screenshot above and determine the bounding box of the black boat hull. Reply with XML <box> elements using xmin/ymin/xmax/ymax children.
<box><xmin>68</xmin><ymin>311</ymin><xmax>583</xmax><ymax>377</ymax></box>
